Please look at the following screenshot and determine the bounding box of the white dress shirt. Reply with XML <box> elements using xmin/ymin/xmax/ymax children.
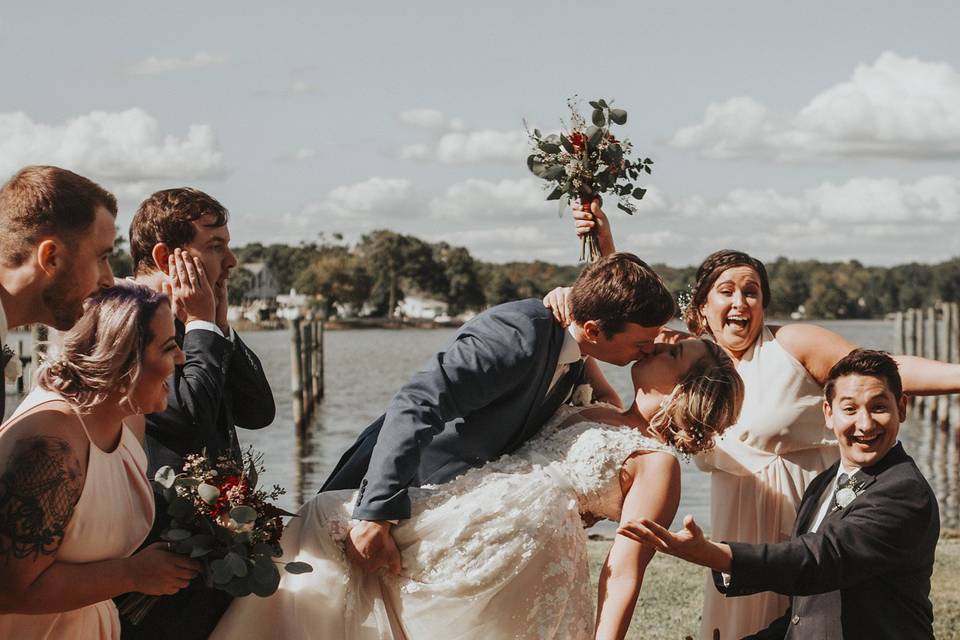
<box><xmin>547</xmin><ymin>325</ymin><xmax>583</xmax><ymax>395</ymax></box>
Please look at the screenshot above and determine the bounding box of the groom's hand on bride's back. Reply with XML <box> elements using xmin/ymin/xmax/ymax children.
<box><xmin>346</xmin><ymin>520</ymin><xmax>402</xmax><ymax>575</ymax></box>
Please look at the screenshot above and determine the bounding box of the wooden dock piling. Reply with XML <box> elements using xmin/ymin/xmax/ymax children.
<box><xmin>289</xmin><ymin>316</ymin><xmax>325</xmax><ymax>431</ymax></box>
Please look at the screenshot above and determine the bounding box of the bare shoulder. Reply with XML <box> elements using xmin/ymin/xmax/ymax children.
<box><xmin>623</xmin><ymin>448</ymin><xmax>681</xmax><ymax>480</ymax></box>
<box><xmin>771</xmin><ymin>322</ymin><xmax>856</xmax><ymax>380</ymax></box>
<box><xmin>0</xmin><ymin>406</ymin><xmax>87</xmax><ymax>560</ymax></box>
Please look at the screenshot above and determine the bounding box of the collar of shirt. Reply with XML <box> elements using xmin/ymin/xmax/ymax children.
<box><xmin>0</xmin><ymin>297</ymin><xmax>8</xmax><ymax>346</ymax></box>
<box><xmin>559</xmin><ymin>324</ymin><xmax>583</xmax><ymax>367</ymax></box>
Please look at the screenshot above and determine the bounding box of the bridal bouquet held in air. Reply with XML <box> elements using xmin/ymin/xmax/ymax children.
<box><xmin>120</xmin><ymin>448</ymin><xmax>311</xmax><ymax>624</ymax></box>
<box><xmin>526</xmin><ymin>97</ymin><xmax>653</xmax><ymax>262</ymax></box>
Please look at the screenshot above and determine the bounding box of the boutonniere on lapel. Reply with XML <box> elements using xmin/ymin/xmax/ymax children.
<box><xmin>570</xmin><ymin>383</ymin><xmax>593</xmax><ymax>406</ymax></box>
<box><xmin>832</xmin><ymin>477</ymin><xmax>867</xmax><ymax>512</ymax></box>
<box><xmin>2</xmin><ymin>344</ymin><xmax>21</xmax><ymax>384</ymax></box>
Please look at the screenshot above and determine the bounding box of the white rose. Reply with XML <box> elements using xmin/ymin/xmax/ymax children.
<box><xmin>571</xmin><ymin>384</ymin><xmax>593</xmax><ymax>407</ymax></box>
<box><xmin>4</xmin><ymin>350</ymin><xmax>22</xmax><ymax>384</ymax></box>
<box><xmin>835</xmin><ymin>487</ymin><xmax>858</xmax><ymax>509</ymax></box>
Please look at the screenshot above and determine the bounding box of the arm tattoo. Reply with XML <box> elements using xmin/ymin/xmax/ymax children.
<box><xmin>0</xmin><ymin>436</ymin><xmax>83</xmax><ymax>560</ymax></box>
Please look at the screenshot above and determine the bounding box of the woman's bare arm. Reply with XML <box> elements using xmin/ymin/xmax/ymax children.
<box><xmin>595</xmin><ymin>451</ymin><xmax>680</xmax><ymax>640</ymax></box>
<box><xmin>583</xmin><ymin>357</ymin><xmax>622</xmax><ymax>409</ymax></box>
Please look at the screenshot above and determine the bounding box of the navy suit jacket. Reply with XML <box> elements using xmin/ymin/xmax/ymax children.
<box><xmin>322</xmin><ymin>299</ymin><xmax>574</xmax><ymax>521</ymax></box>
<box><xmin>718</xmin><ymin>443</ymin><xmax>939</xmax><ymax>640</ymax></box>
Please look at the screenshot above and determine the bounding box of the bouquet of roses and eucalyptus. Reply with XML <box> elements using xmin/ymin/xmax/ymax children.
<box><xmin>526</xmin><ymin>97</ymin><xmax>653</xmax><ymax>262</ymax></box>
<box><xmin>120</xmin><ymin>447</ymin><xmax>311</xmax><ymax>624</ymax></box>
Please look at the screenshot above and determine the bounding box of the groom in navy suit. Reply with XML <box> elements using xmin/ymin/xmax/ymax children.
<box><xmin>619</xmin><ymin>349</ymin><xmax>939</xmax><ymax>639</ymax></box>
<box><xmin>322</xmin><ymin>253</ymin><xmax>677</xmax><ymax>574</ymax></box>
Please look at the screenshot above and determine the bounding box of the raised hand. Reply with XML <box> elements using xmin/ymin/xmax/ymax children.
<box><xmin>572</xmin><ymin>197</ymin><xmax>615</xmax><ymax>255</ymax></box>
<box><xmin>127</xmin><ymin>542</ymin><xmax>202</xmax><ymax>595</ymax></box>
<box><xmin>168</xmin><ymin>249</ymin><xmax>215</xmax><ymax>324</ymax></box>
<box><xmin>617</xmin><ymin>515</ymin><xmax>732</xmax><ymax>572</ymax></box>
<box><xmin>345</xmin><ymin>520</ymin><xmax>402</xmax><ymax>575</ymax></box>
<box><xmin>542</xmin><ymin>286</ymin><xmax>574</xmax><ymax>327</ymax></box>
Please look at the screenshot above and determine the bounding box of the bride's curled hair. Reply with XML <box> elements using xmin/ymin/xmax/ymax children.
<box><xmin>38</xmin><ymin>282</ymin><xmax>169</xmax><ymax>411</ymax></box>
<box><xmin>648</xmin><ymin>341</ymin><xmax>744</xmax><ymax>455</ymax></box>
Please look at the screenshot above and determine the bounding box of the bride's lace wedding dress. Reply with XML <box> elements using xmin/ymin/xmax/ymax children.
<box><xmin>212</xmin><ymin>406</ymin><xmax>677</xmax><ymax>639</ymax></box>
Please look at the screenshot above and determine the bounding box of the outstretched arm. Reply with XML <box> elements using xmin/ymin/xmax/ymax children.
<box><xmin>775</xmin><ymin>323</ymin><xmax>960</xmax><ymax>393</ymax></box>
<box><xmin>595</xmin><ymin>452</ymin><xmax>680</xmax><ymax>640</ymax></box>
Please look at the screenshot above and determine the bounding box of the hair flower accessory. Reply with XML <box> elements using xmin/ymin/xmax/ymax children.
<box><xmin>570</xmin><ymin>383</ymin><xmax>593</xmax><ymax>407</ymax></box>
<box><xmin>2</xmin><ymin>345</ymin><xmax>22</xmax><ymax>384</ymax></box>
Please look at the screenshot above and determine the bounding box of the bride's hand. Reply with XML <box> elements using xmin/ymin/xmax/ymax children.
<box><xmin>345</xmin><ymin>520</ymin><xmax>402</xmax><ymax>575</ymax></box>
<box><xmin>572</xmin><ymin>197</ymin><xmax>608</xmax><ymax>239</ymax></box>
<box><xmin>542</xmin><ymin>287</ymin><xmax>574</xmax><ymax>326</ymax></box>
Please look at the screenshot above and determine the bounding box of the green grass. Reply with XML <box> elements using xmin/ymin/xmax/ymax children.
<box><xmin>587</xmin><ymin>535</ymin><xmax>960</xmax><ymax>640</ymax></box>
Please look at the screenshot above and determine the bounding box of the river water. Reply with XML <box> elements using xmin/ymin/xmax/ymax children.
<box><xmin>4</xmin><ymin>320</ymin><xmax>958</xmax><ymax>531</ymax></box>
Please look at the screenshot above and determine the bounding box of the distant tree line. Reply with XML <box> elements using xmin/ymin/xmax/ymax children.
<box><xmin>110</xmin><ymin>231</ymin><xmax>960</xmax><ymax>320</ymax></box>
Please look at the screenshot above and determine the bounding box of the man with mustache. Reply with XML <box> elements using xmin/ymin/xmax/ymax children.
<box><xmin>0</xmin><ymin>165</ymin><xmax>116</xmax><ymax>420</ymax></box>
<box><xmin>121</xmin><ymin>188</ymin><xmax>276</xmax><ymax>639</ymax></box>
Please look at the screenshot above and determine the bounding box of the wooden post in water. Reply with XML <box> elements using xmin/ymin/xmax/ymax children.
<box><xmin>893</xmin><ymin>311</ymin><xmax>905</xmax><ymax>355</ymax></box>
<box><xmin>318</xmin><ymin>320</ymin><xmax>325</xmax><ymax>400</ymax></box>
<box><xmin>16</xmin><ymin>340</ymin><xmax>25</xmax><ymax>394</ymax></box>
<box><xmin>937</xmin><ymin>305</ymin><xmax>950</xmax><ymax>427</ymax></box>
<box><xmin>290</xmin><ymin>318</ymin><xmax>304</xmax><ymax>430</ymax></box>
<box><xmin>927</xmin><ymin>306</ymin><xmax>939</xmax><ymax>424</ymax></box>
<box><xmin>310</xmin><ymin>319</ymin><xmax>321</xmax><ymax>402</ymax></box>
<box><xmin>301</xmin><ymin>320</ymin><xmax>313</xmax><ymax>419</ymax></box>
<box><xmin>951</xmin><ymin>302</ymin><xmax>960</xmax><ymax>421</ymax></box>
<box><xmin>916</xmin><ymin>309</ymin><xmax>927</xmax><ymax>416</ymax></box>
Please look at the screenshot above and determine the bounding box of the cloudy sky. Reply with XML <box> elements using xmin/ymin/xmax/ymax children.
<box><xmin>2</xmin><ymin>1</ymin><xmax>958</xmax><ymax>266</ymax></box>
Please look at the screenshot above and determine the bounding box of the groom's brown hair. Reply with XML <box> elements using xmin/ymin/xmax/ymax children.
<box><xmin>569</xmin><ymin>252</ymin><xmax>676</xmax><ymax>336</ymax></box>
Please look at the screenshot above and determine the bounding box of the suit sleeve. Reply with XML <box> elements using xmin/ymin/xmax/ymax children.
<box><xmin>723</xmin><ymin>474</ymin><xmax>935</xmax><ymax>597</ymax></box>
<box><xmin>226</xmin><ymin>332</ymin><xmax>275</xmax><ymax>430</ymax></box>
<box><xmin>352</xmin><ymin>312</ymin><xmax>541</xmax><ymax>521</ymax></box>
<box><xmin>155</xmin><ymin>328</ymin><xmax>233</xmax><ymax>440</ymax></box>
<box><xmin>741</xmin><ymin>613</ymin><xmax>790</xmax><ymax>640</ymax></box>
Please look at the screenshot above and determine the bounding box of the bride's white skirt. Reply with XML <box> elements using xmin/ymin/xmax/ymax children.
<box><xmin>212</xmin><ymin>467</ymin><xmax>593</xmax><ymax>639</ymax></box>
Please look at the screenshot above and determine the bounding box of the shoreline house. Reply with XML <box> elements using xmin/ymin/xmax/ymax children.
<box><xmin>398</xmin><ymin>293</ymin><xmax>450</xmax><ymax>322</ymax></box>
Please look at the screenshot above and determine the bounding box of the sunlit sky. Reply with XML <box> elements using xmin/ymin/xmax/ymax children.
<box><xmin>2</xmin><ymin>1</ymin><xmax>959</xmax><ymax>265</ymax></box>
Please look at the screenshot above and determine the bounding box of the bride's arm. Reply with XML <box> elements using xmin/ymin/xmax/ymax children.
<box><xmin>594</xmin><ymin>452</ymin><xmax>680</xmax><ymax>640</ymax></box>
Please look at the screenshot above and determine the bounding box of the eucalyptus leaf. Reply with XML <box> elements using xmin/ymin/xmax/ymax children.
<box><xmin>226</xmin><ymin>551</ymin><xmax>249</xmax><ymax>578</ymax></box>
<box><xmin>234</xmin><ymin>531</ymin><xmax>253</xmax><ymax>545</ymax></box>
<box><xmin>617</xmin><ymin>202</ymin><xmax>635</xmax><ymax>214</ymax></box>
<box><xmin>609</xmin><ymin>109</ymin><xmax>627</xmax><ymax>125</ymax></box>
<box><xmin>284</xmin><ymin>561</ymin><xmax>314</xmax><ymax>575</ymax></box>
<box><xmin>154</xmin><ymin>466</ymin><xmax>178</xmax><ymax>489</ymax></box>
<box><xmin>632</xmin><ymin>188</ymin><xmax>647</xmax><ymax>199</ymax></box>
<box><xmin>533</xmin><ymin>128</ymin><xmax>541</xmax><ymax>138</ymax></box>
<box><xmin>546</xmin><ymin>186</ymin><xmax>563</xmax><ymax>201</ymax></box>
<box><xmin>539</xmin><ymin>142</ymin><xmax>561</xmax><ymax>154</ymax></box>
<box><xmin>560</xmin><ymin>135</ymin><xmax>574</xmax><ymax>153</ymax></box>
<box><xmin>543</xmin><ymin>165</ymin><xmax>566</xmax><ymax>180</ymax></box>
<box><xmin>198</xmin><ymin>483</ymin><xmax>220</xmax><ymax>505</ymax></box>
<box><xmin>591</xmin><ymin>109</ymin><xmax>605</xmax><ymax>127</ymax></box>
<box><xmin>588</xmin><ymin>100</ymin><xmax>601</xmax><ymax>109</ymax></box>
<box><xmin>598</xmin><ymin>98</ymin><xmax>608</xmax><ymax>108</ymax></box>
<box><xmin>230</xmin><ymin>505</ymin><xmax>258</xmax><ymax>524</ymax></box>
<box><xmin>251</xmin><ymin>563</ymin><xmax>281</xmax><ymax>597</ymax></box>
<box><xmin>543</xmin><ymin>133</ymin><xmax>561</xmax><ymax>145</ymax></box>
<box><xmin>163</xmin><ymin>528</ymin><xmax>192</xmax><ymax>542</ymax></box>
<box><xmin>244</xmin><ymin>457</ymin><xmax>258</xmax><ymax>490</ymax></box>
<box><xmin>211</xmin><ymin>558</ymin><xmax>233</xmax><ymax>584</ymax></box>
<box><xmin>644</xmin><ymin>165</ymin><xmax>652</xmax><ymax>174</ymax></box>
<box><xmin>587</xmin><ymin>126</ymin><xmax>603</xmax><ymax>147</ymax></box>
<box><xmin>174</xmin><ymin>477</ymin><xmax>201</xmax><ymax>488</ymax></box>
<box><xmin>224</xmin><ymin>576</ymin><xmax>252</xmax><ymax>597</ymax></box>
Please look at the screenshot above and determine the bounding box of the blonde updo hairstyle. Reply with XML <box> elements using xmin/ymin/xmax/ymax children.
<box><xmin>38</xmin><ymin>282</ymin><xmax>170</xmax><ymax>411</ymax></box>
<box><xmin>647</xmin><ymin>340</ymin><xmax>744</xmax><ymax>455</ymax></box>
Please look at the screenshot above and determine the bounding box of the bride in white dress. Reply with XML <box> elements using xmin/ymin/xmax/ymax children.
<box><xmin>213</xmin><ymin>339</ymin><xmax>743</xmax><ymax>640</ymax></box>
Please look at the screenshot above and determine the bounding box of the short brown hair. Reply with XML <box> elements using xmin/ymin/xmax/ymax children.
<box><xmin>130</xmin><ymin>187</ymin><xmax>229</xmax><ymax>274</ymax></box>
<box><xmin>0</xmin><ymin>165</ymin><xmax>117</xmax><ymax>268</ymax></box>
<box><xmin>569</xmin><ymin>253</ymin><xmax>677</xmax><ymax>336</ymax></box>
<box><xmin>824</xmin><ymin>349</ymin><xmax>902</xmax><ymax>403</ymax></box>
<box><xmin>685</xmin><ymin>249</ymin><xmax>771</xmax><ymax>336</ymax></box>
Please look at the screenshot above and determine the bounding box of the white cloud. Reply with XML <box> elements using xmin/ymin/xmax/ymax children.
<box><xmin>127</xmin><ymin>50</ymin><xmax>229</xmax><ymax>75</ymax></box>
<box><xmin>671</xmin><ymin>52</ymin><xmax>960</xmax><ymax>160</ymax></box>
<box><xmin>296</xmin><ymin>177</ymin><xmax>414</xmax><ymax>220</ymax></box>
<box><xmin>0</xmin><ymin>108</ymin><xmax>225</xmax><ymax>183</ymax></box>
<box><xmin>429</xmin><ymin>177</ymin><xmax>554</xmax><ymax>220</ymax></box>
<box><xmin>277</xmin><ymin>146</ymin><xmax>317</xmax><ymax>162</ymax></box>
<box><xmin>398</xmin><ymin>108</ymin><xmax>457</xmax><ymax>130</ymax></box>
<box><xmin>701</xmin><ymin>175</ymin><xmax>960</xmax><ymax>224</ymax></box>
<box><xmin>396</xmin><ymin>108</ymin><xmax>527</xmax><ymax>164</ymax></box>
<box><xmin>288</xmin><ymin>80</ymin><xmax>319</xmax><ymax>96</ymax></box>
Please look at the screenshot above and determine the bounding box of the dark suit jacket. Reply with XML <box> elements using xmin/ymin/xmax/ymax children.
<box><xmin>716</xmin><ymin>443</ymin><xmax>939</xmax><ymax>640</ymax></box>
<box><xmin>122</xmin><ymin>323</ymin><xmax>275</xmax><ymax>640</ymax></box>
<box><xmin>321</xmin><ymin>299</ymin><xmax>576</xmax><ymax>521</ymax></box>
